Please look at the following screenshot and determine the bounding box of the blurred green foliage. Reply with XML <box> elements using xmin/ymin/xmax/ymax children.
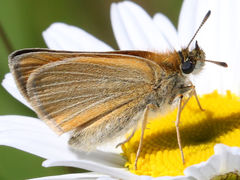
<box><xmin>0</xmin><ymin>0</ymin><xmax>182</xmax><ymax>179</ymax></box>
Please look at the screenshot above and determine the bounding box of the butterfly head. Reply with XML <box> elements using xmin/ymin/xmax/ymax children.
<box><xmin>177</xmin><ymin>10</ymin><xmax>227</xmax><ymax>76</ymax></box>
<box><xmin>178</xmin><ymin>41</ymin><xmax>205</xmax><ymax>75</ymax></box>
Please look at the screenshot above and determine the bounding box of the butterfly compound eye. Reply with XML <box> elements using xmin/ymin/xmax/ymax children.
<box><xmin>181</xmin><ymin>60</ymin><xmax>195</xmax><ymax>74</ymax></box>
<box><xmin>178</xmin><ymin>51</ymin><xmax>196</xmax><ymax>74</ymax></box>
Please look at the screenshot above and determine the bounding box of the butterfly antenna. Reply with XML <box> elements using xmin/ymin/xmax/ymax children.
<box><xmin>186</xmin><ymin>10</ymin><xmax>211</xmax><ymax>49</ymax></box>
<box><xmin>204</xmin><ymin>59</ymin><xmax>228</xmax><ymax>67</ymax></box>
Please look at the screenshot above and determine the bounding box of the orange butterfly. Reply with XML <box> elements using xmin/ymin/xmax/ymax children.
<box><xmin>9</xmin><ymin>10</ymin><xmax>227</xmax><ymax>169</ymax></box>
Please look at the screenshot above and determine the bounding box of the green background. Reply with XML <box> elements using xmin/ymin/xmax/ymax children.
<box><xmin>0</xmin><ymin>0</ymin><xmax>182</xmax><ymax>179</ymax></box>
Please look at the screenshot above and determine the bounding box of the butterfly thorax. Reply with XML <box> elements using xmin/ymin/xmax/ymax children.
<box><xmin>147</xmin><ymin>71</ymin><xmax>191</xmax><ymax>111</ymax></box>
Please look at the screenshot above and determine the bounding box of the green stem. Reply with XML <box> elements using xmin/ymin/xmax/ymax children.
<box><xmin>0</xmin><ymin>23</ymin><xmax>13</xmax><ymax>53</ymax></box>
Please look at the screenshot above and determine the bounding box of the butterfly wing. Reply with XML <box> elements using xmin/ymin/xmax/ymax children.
<box><xmin>9</xmin><ymin>49</ymin><xmax>89</xmax><ymax>101</ymax></box>
<box><xmin>9</xmin><ymin>49</ymin><xmax>166</xmax><ymax>102</ymax></box>
<box><xmin>9</xmin><ymin>50</ymin><xmax>162</xmax><ymax>134</ymax></box>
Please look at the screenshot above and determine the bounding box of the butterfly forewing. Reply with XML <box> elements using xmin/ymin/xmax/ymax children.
<box><xmin>17</xmin><ymin>52</ymin><xmax>161</xmax><ymax>134</ymax></box>
<box><xmin>9</xmin><ymin>49</ymin><xmax>84</xmax><ymax>101</ymax></box>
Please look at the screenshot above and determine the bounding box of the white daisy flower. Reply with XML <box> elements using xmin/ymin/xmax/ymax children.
<box><xmin>1</xmin><ymin>0</ymin><xmax>240</xmax><ymax>180</ymax></box>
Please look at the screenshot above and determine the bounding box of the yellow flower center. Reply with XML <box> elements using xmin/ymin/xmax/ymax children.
<box><xmin>121</xmin><ymin>91</ymin><xmax>240</xmax><ymax>177</ymax></box>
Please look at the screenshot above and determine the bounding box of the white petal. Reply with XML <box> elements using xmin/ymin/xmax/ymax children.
<box><xmin>1</xmin><ymin>73</ymin><xmax>32</xmax><ymax>109</ymax></box>
<box><xmin>184</xmin><ymin>144</ymin><xmax>240</xmax><ymax>180</ymax></box>
<box><xmin>43</xmin><ymin>22</ymin><xmax>113</xmax><ymax>51</ymax></box>
<box><xmin>214</xmin><ymin>144</ymin><xmax>240</xmax><ymax>173</ymax></box>
<box><xmin>194</xmin><ymin>0</ymin><xmax>240</xmax><ymax>95</ymax></box>
<box><xmin>153</xmin><ymin>13</ymin><xmax>180</xmax><ymax>51</ymax></box>
<box><xmin>143</xmin><ymin>175</ymin><xmax>195</xmax><ymax>180</ymax></box>
<box><xmin>0</xmin><ymin>115</ymin><xmax>125</xmax><ymax>169</ymax></box>
<box><xmin>214</xmin><ymin>144</ymin><xmax>240</xmax><ymax>155</ymax></box>
<box><xmin>30</xmin><ymin>172</ymin><xmax>112</xmax><ymax>180</ymax></box>
<box><xmin>184</xmin><ymin>155</ymin><xmax>221</xmax><ymax>180</ymax></box>
<box><xmin>111</xmin><ymin>1</ymin><xmax>170</xmax><ymax>51</ymax></box>
<box><xmin>97</xmin><ymin>177</ymin><xmax>118</xmax><ymax>180</ymax></box>
<box><xmin>0</xmin><ymin>115</ymin><xmax>74</xmax><ymax>160</ymax></box>
<box><xmin>178</xmin><ymin>0</ymin><xmax>199</xmax><ymax>48</ymax></box>
<box><xmin>43</xmin><ymin>159</ymin><xmax>138</xmax><ymax>180</ymax></box>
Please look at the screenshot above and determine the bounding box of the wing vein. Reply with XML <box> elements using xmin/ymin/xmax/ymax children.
<box><xmin>57</xmin><ymin>94</ymin><xmax>135</xmax><ymax>126</ymax></box>
<box><xmin>39</xmin><ymin>71</ymin><xmax>145</xmax><ymax>82</ymax></box>
<box><xmin>36</xmin><ymin>89</ymin><xmax>137</xmax><ymax>107</ymax></box>
<box><xmin>45</xmin><ymin>92</ymin><xmax>123</xmax><ymax>118</ymax></box>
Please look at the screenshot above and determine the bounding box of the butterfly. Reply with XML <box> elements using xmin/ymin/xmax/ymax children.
<box><xmin>8</xmin><ymin>10</ymin><xmax>227</xmax><ymax>169</ymax></box>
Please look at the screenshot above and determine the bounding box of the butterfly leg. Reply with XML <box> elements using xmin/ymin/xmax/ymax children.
<box><xmin>134</xmin><ymin>104</ymin><xmax>154</xmax><ymax>170</ymax></box>
<box><xmin>115</xmin><ymin>126</ymin><xmax>137</xmax><ymax>148</ymax></box>
<box><xmin>181</xmin><ymin>90</ymin><xmax>193</xmax><ymax>111</ymax></box>
<box><xmin>193</xmin><ymin>88</ymin><xmax>204</xmax><ymax>111</ymax></box>
<box><xmin>181</xmin><ymin>86</ymin><xmax>204</xmax><ymax>111</ymax></box>
<box><xmin>176</xmin><ymin>95</ymin><xmax>185</xmax><ymax>164</ymax></box>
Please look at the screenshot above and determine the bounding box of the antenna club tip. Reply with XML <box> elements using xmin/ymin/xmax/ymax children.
<box><xmin>221</xmin><ymin>62</ymin><xmax>228</xmax><ymax>68</ymax></box>
<box><xmin>207</xmin><ymin>10</ymin><xmax>211</xmax><ymax>16</ymax></box>
<box><xmin>205</xmin><ymin>10</ymin><xmax>211</xmax><ymax>19</ymax></box>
